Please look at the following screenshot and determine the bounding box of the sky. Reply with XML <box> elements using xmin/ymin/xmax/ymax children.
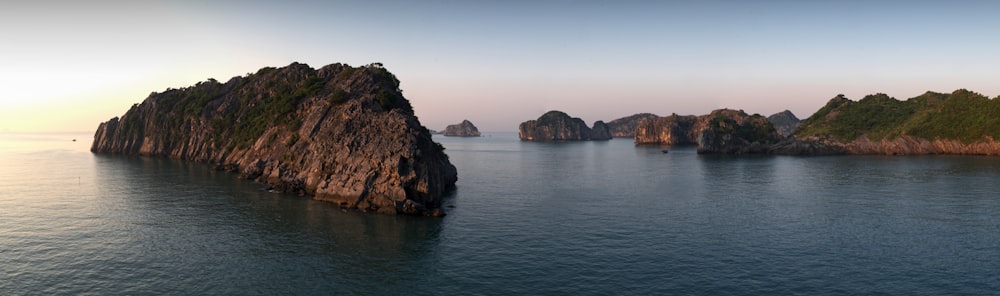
<box><xmin>2</xmin><ymin>0</ymin><xmax>999</xmax><ymax>132</ymax></box>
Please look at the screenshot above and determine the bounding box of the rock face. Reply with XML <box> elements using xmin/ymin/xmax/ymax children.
<box><xmin>606</xmin><ymin>113</ymin><xmax>659</xmax><ymax>137</ymax></box>
<box><xmin>775</xmin><ymin>90</ymin><xmax>1000</xmax><ymax>155</ymax></box>
<box><xmin>634</xmin><ymin>114</ymin><xmax>701</xmax><ymax>145</ymax></box>
<box><xmin>767</xmin><ymin>110</ymin><xmax>801</xmax><ymax>138</ymax></box>
<box><xmin>442</xmin><ymin>119</ymin><xmax>481</xmax><ymax>137</ymax></box>
<box><xmin>634</xmin><ymin>109</ymin><xmax>780</xmax><ymax>154</ymax></box>
<box><xmin>590</xmin><ymin>121</ymin><xmax>612</xmax><ymax>141</ymax></box>
<box><xmin>92</xmin><ymin>62</ymin><xmax>457</xmax><ymax>216</ymax></box>
<box><xmin>518</xmin><ymin>110</ymin><xmax>594</xmax><ymax>141</ymax></box>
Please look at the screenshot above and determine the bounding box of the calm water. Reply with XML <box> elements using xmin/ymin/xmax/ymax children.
<box><xmin>2</xmin><ymin>132</ymin><xmax>999</xmax><ymax>295</ymax></box>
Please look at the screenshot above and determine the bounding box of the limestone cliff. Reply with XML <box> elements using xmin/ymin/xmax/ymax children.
<box><xmin>606</xmin><ymin>113</ymin><xmax>659</xmax><ymax>138</ymax></box>
<box><xmin>92</xmin><ymin>62</ymin><xmax>457</xmax><ymax>216</ymax></box>
<box><xmin>442</xmin><ymin>119</ymin><xmax>481</xmax><ymax>137</ymax></box>
<box><xmin>634</xmin><ymin>114</ymin><xmax>701</xmax><ymax>146</ymax></box>
<box><xmin>634</xmin><ymin>109</ymin><xmax>779</xmax><ymax>154</ymax></box>
<box><xmin>518</xmin><ymin>110</ymin><xmax>594</xmax><ymax>141</ymax></box>
<box><xmin>774</xmin><ymin>90</ymin><xmax>1000</xmax><ymax>155</ymax></box>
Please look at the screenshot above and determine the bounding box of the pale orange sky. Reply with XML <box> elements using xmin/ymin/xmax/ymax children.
<box><xmin>3</xmin><ymin>1</ymin><xmax>999</xmax><ymax>132</ymax></box>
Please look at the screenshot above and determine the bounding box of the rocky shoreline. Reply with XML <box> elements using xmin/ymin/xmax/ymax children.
<box><xmin>92</xmin><ymin>62</ymin><xmax>457</xmax><ymax>216</ymax></box>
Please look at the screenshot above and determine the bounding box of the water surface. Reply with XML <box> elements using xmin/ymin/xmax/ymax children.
<box><xmin>1</xmin><ymin>132</ymin><xmax>998</xmax><ymax>295</ymax></box>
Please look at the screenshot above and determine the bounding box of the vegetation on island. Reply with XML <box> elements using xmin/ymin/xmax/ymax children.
<box><xmin>796</xmin><ymin>89</ymin><xmax>1000</xmax><ymax>143</ymax></box>
<box><xmin>112</xmin><ymin>62</ymin><xmax>413</xmax><ymax>153</ymax></box>
<box><xmin>708</xmin><ymin>112</ymin><xmax>778</xmax><ymax>145</ymax></box>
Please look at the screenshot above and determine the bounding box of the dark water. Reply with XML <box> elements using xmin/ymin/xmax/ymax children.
<box><xmin>2</xmin><ymin>132</ymin><xmax>999</xmax><ymax>295</ymax></box>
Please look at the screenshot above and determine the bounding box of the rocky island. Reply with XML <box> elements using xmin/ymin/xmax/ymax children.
<box><xmin>92</xmin><ymin>62</ymin><xmax>458</xmax><ymax>216</ymax></box>
<box><xmin>770</xmin><ymin>90</ymin><xmax>1000</xmax><ymax>155</ymax></box>
<box><xmin>606</xmin><ymin>113</ymin><xmax>659</xmax><ymax>138</ymax></box>
<box><xmin>634</xmin><ymin>109</ymin><xmax>780</xmax><ymax>154</ymax></box>
<box><xmin>518</xmin><ymin>110</ymin><xmax>610</xmax><ymax>141</ymax></box>
<box><xmin>442</xmin><ymin>119</ymin><xmax>481</xmax><ymax>137</ymax></box>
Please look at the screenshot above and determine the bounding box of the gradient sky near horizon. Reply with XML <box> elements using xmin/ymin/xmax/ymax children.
<box><xmin>2</xmin><ymin>0</ymin><xmax>999</xmax><ymax>132</ymax></box>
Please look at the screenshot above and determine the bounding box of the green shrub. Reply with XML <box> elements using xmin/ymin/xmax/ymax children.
<box><xmin>285</xmin><ymin>133</ymin><xmax>300</xmax><ymax>147</ymax></box>
<box><xmin>797</xmin><ymin>90</ymin><xmax>1000</xmax><ymax>143</ymax></box>
<box><xmin>330</xmin><ymin>89</ymin><xmax>349</xmax><ymax>104</ymax></box>
<box><xmin>376</xmin><ymin>89</ymin><xmax>400</xmax><ymax>110</ymax></box>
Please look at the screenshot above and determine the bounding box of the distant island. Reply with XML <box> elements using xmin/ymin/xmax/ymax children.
<box><xmin>633</xmin><ymin>109</ymin><xmax>780</xmax><ymax>154</ymax></box>
<box><xmin>442</xmin><ymin>119</ymin><xmax>481</xmax><ymax>137</ymax></box>
<box><xmin>91</xmin><ymin>62</ymin><xmax>457</xmax><ymax>216</ymax></box>
<box><xmin>518</xmin><ymin>110</ymin><xmax>611</xmax><ymax>141</ymax></box>
<box><xmin>771</xmin><ymin>89</ymin><xmax>1000</xmax><ymax>155</ymax></box>
<box><xmin>512</xmin><ymin>89</ymin><xmax>1000</xmax><ymax>156</ymax></box>
<box><xmin>518</xmin><ymin>109</ymin><xmax>787</xmax><ymax>154</ymax></box>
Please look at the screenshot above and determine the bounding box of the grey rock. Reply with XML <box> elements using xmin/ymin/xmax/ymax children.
<box><xmin>767</xmin><ymin>110</ymin><xmax>801</xmax><ymax>138</ymax></box>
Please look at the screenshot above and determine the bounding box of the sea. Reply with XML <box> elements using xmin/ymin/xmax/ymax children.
<box><xmin>1</xmin><ymin>131</ymin><xmax>998</xmax><ymax>295</ymax></box>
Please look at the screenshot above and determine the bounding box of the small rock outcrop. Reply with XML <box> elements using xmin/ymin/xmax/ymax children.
<box><xmin>591</xmin><ymin>121</ymin><xmax>612</xmax><ymax>141</ymax></box>
<box><xmin>634</xmin><ymin>109</ymin><xmax>780</xmax><ymax>154</ymax></box>
<box><xmin>442</xmin><ymin>119</ymin><xmax>481</xmax><ymax>137</ymax></box>
<box><xmin>606</xmin><ymin>113</ymin><xmax>659</xmax><ymax>137</ymax></box>
<box><xmin>92</xmin><ymin>62</ymin><xmax>457</xmax><ymax>216</ymax></box>
<box><xmin>767</xmin><ymin>110</ymin><xmax>801</xmax><ymax>138</ymax></box>
<box><xmin>518</xmin><ymin>110</ymin><xmax>594</xmax><ymax>141</ymax></box>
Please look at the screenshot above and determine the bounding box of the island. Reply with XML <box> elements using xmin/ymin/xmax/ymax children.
<box><xmin>442</xmin><ymin>119</ymin><xmax>481</xmax><ymax>137</ymax></box>
<box><xmin>518</xmin><ymin>110</ymin><xmax>611</xmax><ymax>141</ymax></box>
<box><xmin>634</xmin><ymin>109</ymin><xmax>780</xmax><ymax>154</ymax></box>
<box><xmin>91</xmin><ymin>62</ymin><xmax>458</xmax><ymax>216</ymax></box>
<box><xmin>771</xmin><ymin>90</ymin><xmax>1000</xmax><ymax>155</ymax></box>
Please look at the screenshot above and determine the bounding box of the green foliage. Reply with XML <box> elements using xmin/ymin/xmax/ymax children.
<box><xmin>335</xmin><ymin>67</ymin><xmax>357</xmax><ymax>81</ymax></box>
<box><xmin>126</xmin><ymin>63</ymin><xmax>420</xmax><ymax>154</ymax></box>
<box><xmin>228</xmin><ymin>72</ymin><xmax>326</xmax><ymax>148</ymax></box>
<box><xmin>376</xmin><ymin>89</ymin><xmax>400</xmax><ymax>110</ymax></box>
<box><xmin>709</xmin><ymin>114</ymin><xmax>777</xmax><ymax>144</ymax></box>
<box><xmin>796</xmin><ymin>90</ymin><xmax>1000</xmax><ymax>143</ymax></box>
<box><xmin>267</xmin><ymin>132</ymin><xmax>278</xmax><ymax>144</ymax></box>
<box><xmin>289</xmin><ymin>117</ymin><xmax>304</xmax><ymax>131</ymax></box>
<box><xmin>330</xmin><ymin>89</ymin><xmax>349</xmax><ymax>104</ymax></box>
<box><xmin>906</xmin><ymin>90</ymin><xmax>1000</xmax><ymax>142</ymax></box>
<box><xmin>285</xmin><ymin>133</ymin><xmax>300</xmax><ymax>147</ymax></box>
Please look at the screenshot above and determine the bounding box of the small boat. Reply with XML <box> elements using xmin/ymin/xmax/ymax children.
<box><xmin>72</xmin><ymin>139</ymin><xmax>77</xmax><ymax>142</ymax></box>
<box><xmin>661</xmin><ymin>149</ymin><xmax>669</xmax><ymax>154</ymax></box>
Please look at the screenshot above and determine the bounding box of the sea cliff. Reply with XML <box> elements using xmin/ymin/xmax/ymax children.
<box><xmin>92</xmin><ymin>62</ymin><xmax>458</xmax><ymax>216</ymax></box>
<box><xmin>607</xmin><ymin>113</ymin><xmax>659</xmax><ymax>138</ymax></box>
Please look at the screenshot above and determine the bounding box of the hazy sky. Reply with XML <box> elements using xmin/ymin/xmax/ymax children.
<box><xmin>2</xmin><ymin>0</ymin><xmax>998</xmax><ymax>132</ymax></box>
